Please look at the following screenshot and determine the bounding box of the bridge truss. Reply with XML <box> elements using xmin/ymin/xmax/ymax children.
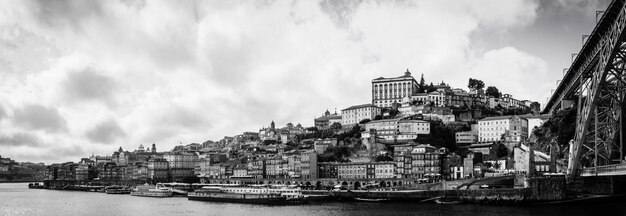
<box><xmin>543</xmin><ymin>0</ymin><xmax>626</xmax><ymax>178</ymax></box>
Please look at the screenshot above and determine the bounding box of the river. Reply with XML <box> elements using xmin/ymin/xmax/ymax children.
<box><xmin>1</xmin><ymin>183</ymin><xmax>624</xmax><ymax>216</ymax></box>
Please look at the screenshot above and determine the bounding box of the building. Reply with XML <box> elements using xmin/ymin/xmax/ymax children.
<box><xmin>337</xmin><ymin>163</ymin><xmax>367</xmax><ymax>179</ymax></box>
<box><xmin>513</xmin><ymin>144</ymin><xmax>555</xmax><ymax>175</ymax></box>
<box><xmin>318</xmin><ymin>162</ymin><xmax>338</xmax><ymax>179</ymax></box>
<box><xmin>314</xmin><ymin>109</ymin><xmax>342</xmax><ymax>130</ymax></box>
<box><xmin>521</xmin><ymin>114</ymin><xmax>552</xmax><ymax>138</ymax></box>
<box><xmin>411</xmin><ymin>91</ymin><xmax>447</xmax><ymax>107</ymax></box>
<box><xmin>147</xmin><ymin>158</ymin><xmax>169</xmax><ymax>183</ymax></box>
<box><xmin>163</xmin><ymin>152</ymin><xmax>198</xmax><ymax>182</ymax></box>
<box><xmin>314</xmin><ymin>138</ymin><xmax>337</xmax><ymax>153</ymax></box>
<box><xmin>407</xmin><ymin>145</ymin><xmax>445</xmax><ymax>179</ymax></box>
<box><xmin>455</xmin><ymin>131</ymin><xmax>477</xmax><ymax>146</ymax></box>
<box><xmin>341</xmin><ymin>104</ymin><xmax>382</xmax><ymax>127</ymax></box>
<box><xmin>361</xmin><ymin>118</ymin><xmax>430</xmax><ymax>142</ymax></box>
<box><xmin>372</xmin><ymin>69</ymin><xmax>420</xmax><ymax>108</ymax></box>
<box><xmin>393</xmin><ymin>143</ymin><xmax>445</xmax><ymax>179</ymax></box>
<box><xmin>477</xmin><ymin>115</ymin><xmax>528</xmax><ymax>143</ymax></box>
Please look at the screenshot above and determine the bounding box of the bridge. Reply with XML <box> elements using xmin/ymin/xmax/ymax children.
<box><xmin>543</xmin><ymin>0</ymin><xmax>626</xmax><ymax>179</ymax></box>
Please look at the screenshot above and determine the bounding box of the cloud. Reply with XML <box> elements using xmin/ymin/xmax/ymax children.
<box><xmin>0</xmin><ymin>0</ymin><xmax>551</xmax><ymax>163</ymax></box>
<box><xmin>0</xmin><ymin>105</ymin><xmax>6</xmax><ymax>120</ymax></box>
<box><xmin>63</xmin><ymin>67</ymin><xmax>118</xmax><ymax>105</ymax></box>
<box><xmin>26</xmin><ymin>0</ymin><xmax>105</xmax><ymax>30</ymax></box>
<box><xmin>86</xmin><ymin>120</ymin><xmax>125</xmax><ymax>144</ymax></box>
<box><xmin>0</xmin><ymin>132</ymin><xmax>42</xmax><ymax>147</ymax></box>
<box><xmin>13</xmin><ymin>104</ymin><xmax>68</xmax><ymax>133</ymax></box>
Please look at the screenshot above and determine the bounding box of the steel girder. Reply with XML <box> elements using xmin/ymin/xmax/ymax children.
<box><xmin>568</xmin><ymin>4</ymin><xmax>626</xmax><ymax>178</ymax></box>
<box><xmin>543</xmin><ymin>1</ymin><xmax>624</xmax><ymax>114</ymax></box>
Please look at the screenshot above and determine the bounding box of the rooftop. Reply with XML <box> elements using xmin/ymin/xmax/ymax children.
<box><xmin>372</xmin><ymin>70</ymin><xmax>416</xmax><ymax>82</ymax></box>
<box><xmin>342</xmin><ymin>103</ymin><xmax>379</xmax><ymax>111</ymax></box>
<box><xmin>479</xmin><ymin>115</ymin><xmax>526</xmax><ymax>121</ymax></box>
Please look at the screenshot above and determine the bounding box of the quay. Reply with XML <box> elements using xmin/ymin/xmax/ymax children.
<box><xmin>40</xmin><ymin>175</ymin><xmax>626</xmax><ymax>204</ymax></box>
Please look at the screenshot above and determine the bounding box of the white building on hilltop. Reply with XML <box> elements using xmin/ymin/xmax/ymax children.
<box><xmin>371</xmin><ymin>69</ymin><xmax>420</xmax><ymax>108</ymax></box>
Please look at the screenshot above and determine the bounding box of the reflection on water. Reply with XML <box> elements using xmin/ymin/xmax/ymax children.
<box><xmin>1</xmin><ymin>183</ymin><xmax>625</xmax><ymax>216</ymax></box>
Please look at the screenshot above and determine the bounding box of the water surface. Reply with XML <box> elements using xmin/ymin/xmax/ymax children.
<box><xmin>1</xmin><ymin>183</ymin><xmax>624</xmax><ymax>216</ymax></box>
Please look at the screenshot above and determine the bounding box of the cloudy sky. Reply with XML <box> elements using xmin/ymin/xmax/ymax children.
<box><xmin>0</xmin><ymin>0</ymin><xmax>610</xmax><ymax>163</ymax></box>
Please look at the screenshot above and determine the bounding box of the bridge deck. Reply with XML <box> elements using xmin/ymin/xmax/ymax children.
<box><xmin>581</xmin><ymin>163</ymin><xmax>626</xmax><ymax>176</ymax></box>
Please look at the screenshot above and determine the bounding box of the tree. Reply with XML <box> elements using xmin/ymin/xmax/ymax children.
<box><xmin>374</xmin><ymin>115</ymin><xmax>383</xmax><ymax>120</ymax></box>
<box><xmin>530</xmin><ymin>102</ymin><xmax>541</xmax><ymax>114</ymax></box>
<box><xmin>426</xmin><ymin>82</ymin><xmax>437</xmax><ymax>93</ymax></box>
<box><xmin>359</xmin><ymin>119</ymin><xmax>371</xmax><ymax>124</ymax></box>
<box><xmin>468</xmin><ymin>78</ymin><xmax>485</xmax><ymax>90</ymax></box>
<box><xmin>419</xmin><ymin>73</ymin><xmax>426</xmax><ymax>92</ymax></box>
<box><xmin>485</xmin><ymin>86</ymin><xmax>501</xmax><ymax>98</ymax></box>
<box><xmin>375</xmin><ymin>154</ymin><xmax>394</xmax><ymax>162</ymax></box>
<box><xmin>490</xmin><ymin>143</ymin><xmax>509</xmax><ymax>159</ymax></box>
<box><xmin>330</xmin><ymin>122</ymin><xmax>342</xmax><ymax>130</ymax></box>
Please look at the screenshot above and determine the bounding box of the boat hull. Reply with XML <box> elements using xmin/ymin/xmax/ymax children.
<box><xmin>188</xmin><ymin>193</ymin><xmax>286</xmax><ymax>205</ymax></box>
<box><xmin>130</xmin><ymin>191</ymin><xmax>173</xmax><ymax>197</ymax></box>
<box><xmin>106</xmin><ymin>189</ymin><xmax>131</xmax><ymax>194</ymax></box>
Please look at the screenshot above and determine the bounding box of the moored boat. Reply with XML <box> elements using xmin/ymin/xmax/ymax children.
<box><xmin>130</xmin><ymin>184</ymin><xmax>173</xmax><ymax>197</ymax></box>
<box><xmin>353</xmin><ymin>197</ymin><xmax>390</xmax><ymax>202</ymax></box>
<box><xmin>188</xmin><ymin>184</ymin><xmax>310</xmax><ymax>205</ymax></box>
<box><xmin>28</xmin><ymin>182</ymin><xmax>45</xmax><ymax>189</ymax></box>
<box><xmin>433</xmin><ymin>198</ymin><xmax>463</xmax><ymax>204</ymax></box>
<box><xmin>105</xmin><ymin>185</ymin><xmax>131</xmax><ymax>194</ymax></box>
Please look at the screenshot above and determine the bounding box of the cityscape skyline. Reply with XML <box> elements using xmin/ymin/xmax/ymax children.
<box><xmin>0</xmin><ymin>0</ymin><xmax>611</xmax><ymax>163</ymax></box>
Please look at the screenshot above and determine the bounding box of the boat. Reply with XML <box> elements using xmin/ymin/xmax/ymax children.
<box><xmin>105</xmin><ymin>186</ymin><xmax>131</xmax><ymax>194</ymax></box>
<box><xmin>159</xmin><ymin>183</ymin><xmax>190</xmax><ymax>196</ymax></box>
<box><xmin>434</xmin><ymin>198</ymin><xmax>463</xmax><ymax>204</ymax></box>
<box><xmin>130</xmin><ymin>184</ymin><xmax>173</xmax><ymax>197</ymax></box>
<box><xmin>188</xmin><ymin>186</ymin><xmax>286</xmax><ymax>205</ymax></box>
<box><xmin>353</xmin><ymin>197</ymin><xmax>390</xmax><ymax>202</ymax></box>
<box><xmin>188</xmin><ymin>184</ymin><xmax>308</xmax><ymax>205</ymax></box>
<box><xmin>28</xmin><ymin>183</ymin><xmax>45</xmax><ymax>189</ymax></box>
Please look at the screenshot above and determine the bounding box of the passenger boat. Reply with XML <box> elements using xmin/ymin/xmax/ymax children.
<box><xmin>130</xmin><ymin>184</ymin><xmax>173</xmax><ymax>197</ymax></box>
<box><xmin>105</xmin><ymin>185</ymin><xmax>131</xmax><ymax>194</ymax></box>
<box><xmin>188</xmin><ymin>184</ymin><xmax>306</xmax><ymax>205</ymax></box>
<box><xmin>160</xmin><ymin>182</ymin><xmax>190</xmax><ymax>196</ymax></box>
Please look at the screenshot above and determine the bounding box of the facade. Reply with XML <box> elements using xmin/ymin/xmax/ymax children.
<box><xmin>147</xmin><ymin>158</ymin><xmax>169</xmax><ymax>183</ymax></box>
<box><xmin>371</xmin><ymin>70</ymin><xmax>420</xmax><ymax>108</ymax></box>
<box><xmin>318</xmin><ymin>162</ymin><xmax>338</xmax><ymax>179</ymax></box>
<box><xmin>163</xmin><ymin>152</ymin><xmax>198</xmax><ymax>182</ymax></box>
<box><xmin>455</xmin><ymin>131</ymin><xmax>477</xmax><ymax>146</ymax></box>
<box><xmin>314</xmin><ymin>110</ymin><xmax>342</xmax><ymax>130</ymax></box>
<box><xmin>477</xmin><ymin>115</ymin><xmax>528</xmax><ymax>143</ymax></box>
<box><xmin>513</xmin><ymin>144</ymin><xmax>554</xmax><ymax>175</ymax></box>
<box><xmin>393</xmin><ymin>144</ymin><xmax>445</xmax><ymax>179</ymax></box>
<box><xmin>521</xmin><ymin>114</ymin><xmax>552</xmax><ymax>138</ymax></box>
<box><xmin>341</xmin><ymin>104</ymin><xmax>382</xmax><ymax>127</ymax></box>
<box><xmin>337</xmin><ymin>163</ymin><xmax>367</xmax><ymax>179</ymax></box>
<box><xmin>361</xmin><ymin>118</ymin><xmax>430</xmax><ymax>142</ymax></box>
<box><xmin>313</xmin><ymin>138</ymin><xmax>337</xmax><ymax>153</ymax></box>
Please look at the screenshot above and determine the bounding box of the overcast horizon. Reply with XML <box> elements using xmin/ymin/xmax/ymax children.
<box><xmin>0</xmin><ymin>0</ymin><xmax>611</xmax><ymax>163</ymax></box>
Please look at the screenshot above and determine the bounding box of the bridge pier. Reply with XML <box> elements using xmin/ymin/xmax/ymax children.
<box><xmin>569</xmin><ymin>175</ymin><xmax>626</xmax><ymax>195</ymax></box>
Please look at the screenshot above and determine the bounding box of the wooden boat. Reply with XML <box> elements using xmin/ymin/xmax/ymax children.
<box><xmin>353</xmin><ymin>197</ymin><xmax>390</xmax><ymax>202</ymax></box>
<box><xmin>105</xmin><ymin>186</ymin><xmax>131</xmax><ymax>194</ymax></box>
<box><xmin>434</xmin><ymin>198</ymin><xmax>463</xmax><ymax>204</ymax></box>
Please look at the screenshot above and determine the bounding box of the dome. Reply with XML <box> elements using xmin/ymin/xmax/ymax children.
<box><xmin>324</xmin><ymin>109</ymin><xmax>331</xmax><ymax>116</ymax></box>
